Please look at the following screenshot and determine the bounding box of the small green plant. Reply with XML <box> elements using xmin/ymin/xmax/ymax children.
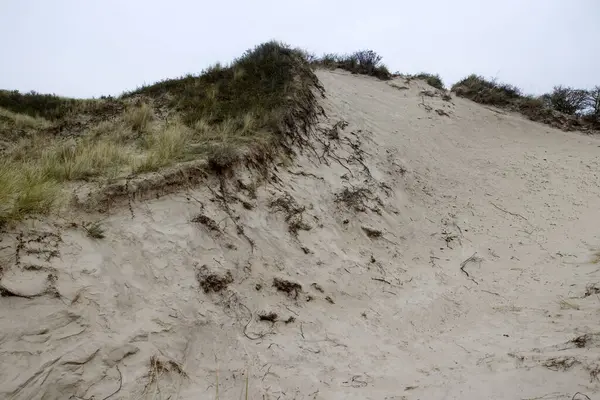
<box><xmin>83</xmin><ymin>221</ymin><xmax>105</xmax><ymax>239</ymax></box>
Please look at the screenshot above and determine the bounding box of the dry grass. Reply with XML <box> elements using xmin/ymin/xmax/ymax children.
<box><xmin>89</xmin><ymin>119</ymin><xmax>133</xmax><ymax>143</ymax></box>
<box><xmin>133</xmin><ymin>122</ymin><xmax>190</xmax><ymax>173</ymax></box>
<box><xmin>0</xmin><ymin>134</ymin><xmax>132</xmax><ymax>223</ymax></box>
<box><xmin>124</xmin><ymin>103</ymin><xmax>153</xmax><ymax>132</ymax></box>
<box><xmin>0</xmin><ymin>107</ymin><xmax>52</xmax><ymax>143</ymax></box>
<box><xmin>0</xmin><ymin>162</ymin><xmax>61</xmax><ymax>224</ymax></box>
<box><xmin>0</xmin><ymin>112</ymin><xmax>277</xmax><ymax>224</ymax></box>
<box><xmin>0</xmin><ymin>107</ymin><xmax>52</xmax><ymax>130</ymax></box>
<box><xmin>41</xmin><ymin>138</ymin><xmax>131</xmax><ymax>181</ymax></box>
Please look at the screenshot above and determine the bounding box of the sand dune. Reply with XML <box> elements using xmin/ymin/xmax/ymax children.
<box><xmin>1</xmin><ymin>69</ymin><xmax>600</xmax><ymax>399</ymax></box>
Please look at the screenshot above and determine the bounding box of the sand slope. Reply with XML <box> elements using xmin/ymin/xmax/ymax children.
<box><xmin>1</xmin><ymin>70</ymin><xmax>600</xmax><ymax>400</ymax></box>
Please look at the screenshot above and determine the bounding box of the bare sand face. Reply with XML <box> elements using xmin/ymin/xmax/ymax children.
<box><xmin>1</xmin><ymin>70</ymin><xmax>600</xmax><ymax>399</ymax></box>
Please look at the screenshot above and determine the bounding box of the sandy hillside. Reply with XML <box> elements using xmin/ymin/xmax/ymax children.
<box><xmin>1</xmin><ymin>69</ymin><xmax>600</xmax><ymax>400</ymax></box>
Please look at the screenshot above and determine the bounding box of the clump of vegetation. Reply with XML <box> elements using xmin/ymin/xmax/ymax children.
<box><xmin>0</xmin><ymin>163</ymin><xmax>61</xmax><ymax>225</ymax></box>
<box><xmin>0</xmin><ymin>107</ymin><xmax>51</xmax><ymax>134</ymax></box>
<box><xmin>0</xmin><ymin>41</ymin><xmax>325</xmax><ymax>224</ymax></box>
<box><xmin>132</xmin><ymin>121</ymin><xmax>191</xmax><ymax>173</ymax></box>
<box><xmin>312</xmin><ymin>50</ymin><xmax>391</xmax><ymax>80</ymax></box>
<box><xmin>83</xmin><ymin>221</ymin><xmax>105</xmax><ymax>239</ymax></box>
<box><xmin>0</xmin><ymin>90</ymin><xmax>121</xmax><ymax>123</ymax></box>
<box><xmin>124</xmin><ymin>102</ymin><xmax>154</xmax><ymax>132</ymax></box>
<box><xmin>196</xmin><ymin>265</ymin><xmax>234</xmax><ymax>293</ymax></box>
<box><xmin>586</xmin><ymin>86</ymin><xmax>600</xmax><ymax>119</ymax></box>
<box><xmin>126</xmin><ymin>41</ymin><xmax>324</xmax><ymax>144</ymax></box>
<box><xmin>451</xmin><ymin>75</ymin><xmax>522</xmax><ymax>107</ymax></box>
<box><xmin>452</xmin><ymin>75</ymin><xmax>599</xmax><ymax>131</ymax></box>
<box><xmin>191</xmin><ymin>213</ymin><xmax>220</xmax><ymax>232</ymax></box>
<box><xmin>269</xmin><ymin>193</ymin><xmax>311</xmax><ymax>235</ymax></box>
<box><xmin>361</xmin><ymin>226</ymin><xmax>383</xmax><ymax>238</ymax></box>
<box><xmin>273</xmin><ymin>277</ymin><xmax>302</xmax><ymax>299</ymax></box>
<box><xmin>258</xmin><ymin>312</ymin><xmax>278</xmax><ymax>322</ymax></box>
<box><xmin>541</xmin><ymin>86</ymin><xmax>589</xmax><ymax>115</ymax></box>
<box><xmin>413</xmin><ymin>73</ymin><xmax>445</xmax><ymax>90</ymax></box>
<box><xmin>40</xmin><ymin>138</ymin><xmax>131</xmax><ymax>181</ymax></box>
<box><xmin>0</xmin><ymin>90</ymin><xmax>80</xmax><ymax>121</ymax></box>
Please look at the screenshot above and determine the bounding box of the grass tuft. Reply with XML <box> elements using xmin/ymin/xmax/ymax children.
<box><xmin>40</xmin><ymin>138</ymin><xmax>131</xmax><ymax>181</ymax></box>
<box><xmin>124</xmin><ymin>102</ymin><xmax>153</xmax><ymax>132</ymax></box>
<box><xmin>0</xmin><ymin>162</ymin><xmax>61</xmax><ymax>224</ymax></box>
<box><xmin>133</xmin><ymin>123</ymin><xmax>190</xmax><ymax>173</ymax></box>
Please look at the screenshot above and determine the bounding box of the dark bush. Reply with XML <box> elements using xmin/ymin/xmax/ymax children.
<box><xmin>516</xmin><ymin>96</ymin><xmax>553</xmax><ymax>121</ymax></box>
<box><xmin>541</xmin><ymin>86</ymin><xmax>589</xmax><ymax>115</ymax></box>
<box><xmin>586</xmin><ymin>86</ymin><xmax>600</xmax><ymax>117</ymax></box>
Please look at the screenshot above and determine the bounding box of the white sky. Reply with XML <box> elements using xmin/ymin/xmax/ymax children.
<box><xmin>1</xmin><ymin>0</ymin><xmax>598</xmax><ymax>98</ymax></box>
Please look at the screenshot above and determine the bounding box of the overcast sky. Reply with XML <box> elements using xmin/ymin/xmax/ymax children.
<box><xmin>1</xmin><ymin>0</ymin><xmax>598</xmax><ymax>98</ymax></box>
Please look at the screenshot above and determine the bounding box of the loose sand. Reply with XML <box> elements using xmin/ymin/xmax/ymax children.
<box><xmin>1</xmin><ymin>70</ymin><xmax>600</xmax><ymax>399</ymax></box>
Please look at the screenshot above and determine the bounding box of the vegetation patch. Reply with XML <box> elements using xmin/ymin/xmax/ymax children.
<box><xmin>273</xmin><ymin>277</ymin><xmax>302</xmax><ymax>299</ymax></box>
<box><xmin>361</xmin><ymin>226</ymin><xmax>383</xmax><ymax>238</ymax></box>
<box><xmin>0</xmin><ymin>41</ymin><xmax>325</xmax><ymax>224</ymax></box>
<box><xmin>412</xmin><ymin>73</ymin><xmax>445</xmax><ymax>90</ymax></box>
<box><xmin>452</xmin><ymin>75</ymin><xmax>599</xmax><ymax>132</ymax></box>
<box><xmin>258</xmin><ymin>312</ymin><xmax>278</xmax><ymax>322</ymax></box>
<box><xmin>270</xmin><ymin>193</ymin><xmax>312</xmax><ymax>235</ymax></box>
